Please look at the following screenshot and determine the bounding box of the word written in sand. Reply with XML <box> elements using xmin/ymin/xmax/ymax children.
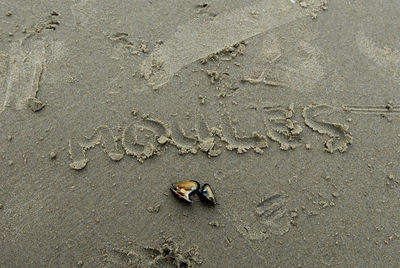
<box><xmin>68</xmin><ymin>104</ymin><xmax>354</xmax><ymax>170</ymax></box>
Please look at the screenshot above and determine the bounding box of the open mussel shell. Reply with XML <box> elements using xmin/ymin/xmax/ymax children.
<box><xmin>198</xmin><ymin>184</ymin><xmax>218</xmax><ymax>206</ymax></box>
<box><xmin>170</xmin><ymin>180</ymin><xmax>200</xmax><ymax>203</ymax></box>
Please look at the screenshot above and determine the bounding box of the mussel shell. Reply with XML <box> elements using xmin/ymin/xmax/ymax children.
<box><xmin>170</xmin><ymin>180</ymin><xmax>200</xmax><ymax>203</ymax></box>
<box><xmin>198</xmin><ymin>184</ymin><xmax>217</xmax><ymax>205</ymax></box>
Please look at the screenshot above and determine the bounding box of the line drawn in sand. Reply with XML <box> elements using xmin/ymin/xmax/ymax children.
<box><xmin>343</xmin><ymin>104</ymin><xmax>400</xmax><ymax>114</ymax></box>
<box><xmin>0</xmin><ymin>40</ymin><xmax>46</xmax><ymax>114</ymax></box>
<box><xmin>240</xmin><ymin>39</ymin><xmax>325</xmax><ymax>92</ymax></box>
<box><xmin>241</xmin><ymin>70</ymin><xmax>288</xmax><ymax>88</ymax></box>
<box><xmin>140</xmin><ymin>0</ymin><xmax>307</xmax><ymax>89</ymax></box>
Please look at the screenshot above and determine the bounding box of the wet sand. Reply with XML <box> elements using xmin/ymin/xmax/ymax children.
<box><xmin>1</xmin><ymin>0</ymin><xmax>400</xmax><ymax>267</ymax></box>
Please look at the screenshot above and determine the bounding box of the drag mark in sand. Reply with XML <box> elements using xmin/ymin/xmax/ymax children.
<box><xmin>0</xmin><ymin>40</ymin><xmax>46</xmax><ymax>114</ymax></box>
<box><xmin>140</xmin><ymin>0</ymin><xmax>307</xmax><ymax>89</ymax></box>
<box><xmin>0</xmin><ymin>52</ymin><xmax>8</xmax><ymax>111</ymax></box>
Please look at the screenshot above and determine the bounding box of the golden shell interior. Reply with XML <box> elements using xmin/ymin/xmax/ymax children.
<box><xmin>170</xmin><ymin>180</ymin><xmax>199</xmax><ymax>203</ymax></box>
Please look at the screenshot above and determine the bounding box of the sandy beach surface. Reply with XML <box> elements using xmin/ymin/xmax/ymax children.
<box><xmin>1</xmin><ymin>0</ymin><xmax>400</xmax><ymax>267</ymax></box>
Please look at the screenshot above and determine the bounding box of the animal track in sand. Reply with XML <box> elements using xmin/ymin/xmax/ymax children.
<box><xmin>228</xmin><ymin>192</ymin><xmax>296</xmax><ymax>240</ymax></box>
<box><xmin>103</xmin><ymin>239</ymin><xmax>201</xmax><ymax>267</ymax></box>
